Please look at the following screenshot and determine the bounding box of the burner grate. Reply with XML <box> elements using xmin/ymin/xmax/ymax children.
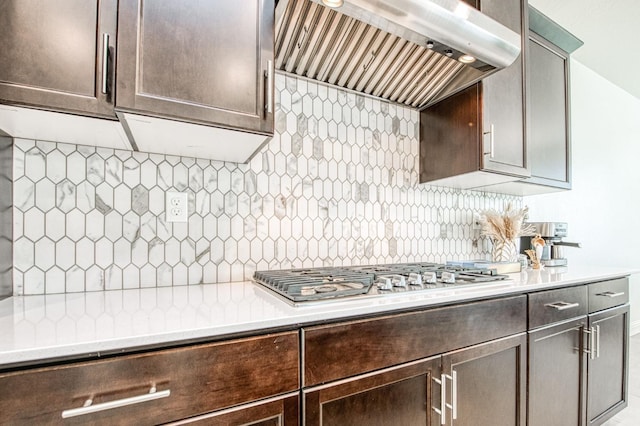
<box><xmin>253</xmin><ymin>262</ymin><xmax>509</xmax><ymax>304</ymax></box>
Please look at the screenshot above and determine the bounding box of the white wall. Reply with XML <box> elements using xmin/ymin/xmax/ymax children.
<box><xmin>524</xmin><ymin>59</ymin><xmax>640</xmax><ymax>332</ymax></box>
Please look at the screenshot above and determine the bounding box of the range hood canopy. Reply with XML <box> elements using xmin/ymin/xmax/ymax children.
<box><xmin>275</xmin><ymin>0</ymin><xmax>521</xmax><ymax>109</ymax></box>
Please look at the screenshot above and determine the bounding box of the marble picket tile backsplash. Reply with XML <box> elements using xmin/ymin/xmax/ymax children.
<box><xmin>12</xmin><ymin>74</ymin><xmax>520</xmax><ymax>295</ymax></box>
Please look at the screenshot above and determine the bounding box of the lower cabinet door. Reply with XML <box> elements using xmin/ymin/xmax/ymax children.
<box><xmin>303</xmin><ymin>356</ymin><xmax>441</xmax><ymax>426</ymax></box>
<box><xmin>528</xmin><ymin>318</ymin><xmax>587</xmax><ymax>426</ymax></box>
<box><xmin>167</xmin><ymin>393</ymin><xmax>299</xmax><ymax>426</ymax></box>
<box><xmin>441</xmin><ymin>333</ymin><xmax>527</xmax><ymax>426</ymax></box>
<box><xmin>587</xmin><ymin>304</ymin><xmax>629</xmax><ymax>426</ymax></box>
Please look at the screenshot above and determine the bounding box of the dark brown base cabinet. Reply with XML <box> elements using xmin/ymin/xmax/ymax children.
<box><xmin>528</xmin><ymin>278</ymin><xmax>629</xmax><ymax>426</ymax></box>
<box><xmin>303</xmin><ymin>334</ymin><xmax>527</xmax><ymax>426</ymax></box>
<box><xmin>0</xmin><ymin>332</ymin><xmax>299</xmax><ymax>425</ymax></box>
<box><xmin>587</xmin><ymin>304</ymin><xmax>629</xmax><ymax>425</ymax></box>
<box><xmin>302</xmin><ymin>296</ymin><xmax>528</xmax><ymax>426</ymax></box>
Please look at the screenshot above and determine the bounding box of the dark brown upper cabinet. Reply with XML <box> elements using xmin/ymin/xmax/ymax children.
<box><xmin>472</xmin><ymin>6</ymin><xmax>581</xmax><ymax>195</ymax></box>
<box><xmin>1</xmin><ymin>0</ymin><xmax>275</xmax><ymax>162</ymax></box>
<box><xmin>0</xmin><ymin>0</ymin><xmax>117</xmax><ymax>119</ymax></box>
<box><xmin>525</xmin><ymin>34</ymin><xmax>571</xmax><ymax>190</ymax></box>
<box><xmin>115</xmin><ymin>0</ymin><xmax>275</xmax><ymax>136</ymax></box>
<box><xmin>420</xmin><ymin>0</ymin><xmax>529</xmax><ymax>189</ymax></box>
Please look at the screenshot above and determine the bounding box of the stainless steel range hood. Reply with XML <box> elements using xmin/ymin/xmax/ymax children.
<box><xmin>275</xmin><ymin>0</ymin><xmax>521</xmax><ymax>109</ymax></box>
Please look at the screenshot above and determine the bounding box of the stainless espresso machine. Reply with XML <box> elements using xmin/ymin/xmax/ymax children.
<box><xmin>520</xmin><ymin>222</ymin><xmax>581</xmax><ymax>267</ymax></box>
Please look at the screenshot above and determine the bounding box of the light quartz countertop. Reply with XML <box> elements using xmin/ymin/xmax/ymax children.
<box><xmin>0</xmin><ymin>264</ymin><xmax>637</xmax><ymax>368</ymax></box>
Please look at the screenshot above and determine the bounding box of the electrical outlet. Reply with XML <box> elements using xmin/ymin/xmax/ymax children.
<box><xmin>166</xmin><ymin>191</ymin><xmax>188</xmax><ymax>222</ymax></box>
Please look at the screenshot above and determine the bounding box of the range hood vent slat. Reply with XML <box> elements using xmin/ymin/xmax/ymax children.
<box><xmin>275</xmin><ymin>0</ymin><xmax>521</xmax><ymax>109</ymax></box>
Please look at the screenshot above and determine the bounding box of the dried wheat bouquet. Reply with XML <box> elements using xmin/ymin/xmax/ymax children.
<box><xmin>479</xmin><ymin>203</ymin><xmax>536</xmax><ymax>242</ymax></box>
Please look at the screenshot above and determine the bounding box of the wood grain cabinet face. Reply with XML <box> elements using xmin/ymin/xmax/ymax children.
<box><xmin>0</xmin><ymin>332</ymin><xmax>299</xmax><ymax>426</ymax></box>
<box><xmin>116</xmin><ymin>0</ymin><xmax>275</xmax><ymax>134</ymax></box>
<box><xmin>304</xmin><ymin>357</ymin><xmax>441</xmax><ymax>426</ymax></box>
<box><xmin>528</xmin><ymin>318</ymin><xmax>587</xmax><ymax>426</ymax></box>
<box><xmin>478</xmin><ymin>0</ymin><xmax>527</xmax><ymax>176</ymax></box>
<box><xmin>442</xmin><ymin>333</ymin><xmax>527</xmax><ymax>426</ymax></box>
<box><xmin>0</xmin><ymin>0</ymin><xmax>117</xmax><ymax>118</ymax></box>
<box><xmin>587</xmin><ymin>304</ymin><xmax>629</xmax><ymax>426</ymax></box>
<box><xmin>526</xmin><ymin>33</ymin><xmax>571</xmax><ymax>188</ymax></box>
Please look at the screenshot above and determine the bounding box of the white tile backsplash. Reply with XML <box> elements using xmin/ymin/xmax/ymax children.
<box><xmin>11</xmin><ymin>74</ymin><xmax>522</xmax><ymax>295</ymax></box>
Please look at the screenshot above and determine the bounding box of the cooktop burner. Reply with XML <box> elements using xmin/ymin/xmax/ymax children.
<box><xmin>253</xmin><ymin>262</ymin><xmax>509</xmax><ymax>304</ymax></box>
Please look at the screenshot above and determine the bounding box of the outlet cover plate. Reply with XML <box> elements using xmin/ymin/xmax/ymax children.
<box><xmin>166</xmin><ymin>191</ymin><xmax>188</xmax><ymax>222</ymax></box>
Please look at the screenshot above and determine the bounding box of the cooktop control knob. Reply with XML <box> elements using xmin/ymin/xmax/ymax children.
<box><xmin>423</xmin><ymin>271</ymin><xmax>437</xmax><ymax>283</ymax></box>
<box><xmin>441</xmin><ymin>271</ymin><xmax>456</xmax><ymax>284</ymax></box>
<box><xmin>408</xmin><ymin>272</ymin><xmax>423</xmax><ymax>285</ymax></box>
<box><xmin>392</xmin><ymin>275</ymin><xmax>407</xmax><ymax>288</ymax></box>
<box><xmin>376</xmin><ymin>276</ymin><xmax>393</xmax><ymax>291</ymax></box>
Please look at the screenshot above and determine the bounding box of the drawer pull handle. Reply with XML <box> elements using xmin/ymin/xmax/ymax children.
<box><xmin>545</xmin><ymin>301</ymin><xmax>579</xmax><ymax>311</ymax></box>
<box><xmin>597</xmin><ymin>291</ymin><xmax>625</xmax><ymax>298</ymax></box>
<box><xmin>61</xmin><ymin>385</ymin><xmax>170</xmax><ymax>418</ymax></box>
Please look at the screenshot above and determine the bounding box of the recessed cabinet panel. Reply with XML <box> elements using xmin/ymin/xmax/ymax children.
<box><xmin>529</xmin><ymin>37</ymin><xmax>569</xmax><ymax>183</ymax></box>
<box><xmin>587</xmin><ymin>305</ymin><xmax>629</xmax><ymax>425</ymax></box>
<box><xmin>480</xmin><ymin>0</ymin><xmax>526</xmax><ymax>173</ymax></box>
<box><xmin>528</xmin><ymin>319</ymin><xmax>586</xmax><ymax>426</ymax></box>
<box><xmin>0</xmin><ymin>0</ymin><xmax>117</xmax><ymax>118</ymax></box>
<box><xmin>304</xmin><ymin>357</ymin><xmax>440</xmax><ymax>426</ymax></box>
<box><xmin>138</xmin><ymin>0</ymin><xmax>258</xmax><ymax>115</ymax></box>
<box><xmin>117</xmin><ymin>0</ymin><xmax>274</xmax><ymax>134</ymax></box>
<box><xmin>443</xmin><ymin>333</ymin><xmax>527</xmax><ymax>426</ymax></box>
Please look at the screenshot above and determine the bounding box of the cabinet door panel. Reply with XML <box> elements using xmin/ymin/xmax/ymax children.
<box><xmin>443</xmin><ymin>333</ymin><xmax>526</xmax><ymax>426</ymax></box>
<box><xmin>304</xmin><ymin>357</ymin><xmax>441</xmax><ymax>426</ymax></box>
<box><xmin>528</xmin><ymin>318</ymin><xmax>587</xmax><ymax>426</ymax></box>
<box><xmin>587</xmin><ymin>304</ymin><xmax>629</xmax><ymax>425</ymax></box>
<box><xmin>480</xmin><ymin>0</ymin><xmax>527</xmax><ymax>175</ymax></box>
<box><xmin>528</xmin><ymin>35</ymin><xmax>569</xmax><ymax>184</ymax></box>
<box><xmin>117</xmin><ymin>0</ymin><xmax>274</xmax><ymax>134</ymax></box>
<box><xmin>0</xmin><ymin>0</ymin><xmax>116</xmax><ymax>117</ymax></box>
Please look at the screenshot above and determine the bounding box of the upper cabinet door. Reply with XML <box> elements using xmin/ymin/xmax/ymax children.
<box><xmin>527</xmin><ymin>34</ymin><xmax>571</xmax><ymax>188</ymax></box>
<box><xmin>480</xmin><ymin>0</ymin><xmax>527</xmax><ymax>175</ymax></box>
<box><xmin>0</xmin><ymin>0</ymin><xmax>117</xmax><ymax>118</ymax></box>
<box><xmin>116</xmin><ymin>0</ymin><xmax>275</xmax><ymax>135</ymax></box>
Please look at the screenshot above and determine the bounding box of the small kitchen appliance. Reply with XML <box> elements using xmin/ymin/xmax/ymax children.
<box><xmin>520</xmin><ymin>222</ymin><xmax>581</xmax><ymax>267</ymax></box>
<box><xmin>253</xmin><ymin>262</ymin><xmax>509</xmax><ymax>305</ymax></box>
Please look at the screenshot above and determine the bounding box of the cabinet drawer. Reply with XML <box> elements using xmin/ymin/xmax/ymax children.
<box><xmin>529</xmin><ymin>286</ymin><xmax>587</xmax><ymax>329</ymax></box>
<box><xmin>588</xmin><ymin>278</ymin><xmax>629</xmax><ymax>313</ymax></box>
<box><xmin>0</xmin><ymin>331</ymin><xmax>299</xmax><ymax>425</ymax></box>
<box><xmin>303</xmin><ymin>295</ymin><xmax>527</xmax><ymax>386</ymax></box>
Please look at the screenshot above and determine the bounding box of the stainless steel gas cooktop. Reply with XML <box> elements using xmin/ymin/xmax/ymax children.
<box><xmin>253</xmin><ymin>262</ymin><xmax>509</xmax><ymax>305</ymax></box>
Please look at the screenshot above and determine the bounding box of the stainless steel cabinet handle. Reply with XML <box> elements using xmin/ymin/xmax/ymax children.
<box><xmin>584</xmin><ymin>326</ymin><xmax>598</xmax><ymax>360</ymax></box>
<box><xmin>483</xmin><ymin>124</ymin><xmax>495</xmax><ymax>158</ymax></box>
<box><xmin>265</xmin><ymin>60</ymin><xmax>274</xmax><ymax>115</ymax></box>
<box><xmin>597</xmin><ymin>291</ymin><xmax>625</xmax><ymax>298</ymax></box>
<box><xmin>451</xmin><ymin>370</ymin><xmax>458</xmax><ymax>420</ymax></box>
<box><xmin>61</xmin><ymin>385</ymin><xmax>170</xmax><ymax>418</ymax></box>
<box><xmin>583</xmin><ymin>327</ymin><xmax>592</xmax><ymax>358</ymax></box>
<box><xmin>432</xmin><ymin>375</ymin><xmax>446</xmax><ymax>425</ymax></box>
<box><xmin>101</xmin><ymin>33</ymin><xmax>110</xmax><ymax>95</ymax></box>
<box><xmin>545</xmin><ymin>301</ymin><xmax>580</xmax><ymax>311</ymax></box>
